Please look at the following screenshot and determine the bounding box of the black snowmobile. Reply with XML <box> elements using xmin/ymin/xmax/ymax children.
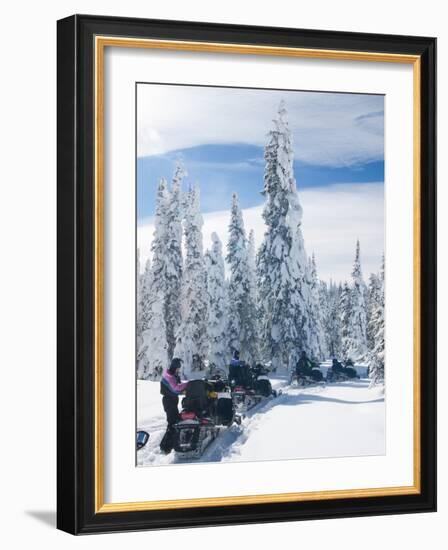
<box><xmin>290</xmin><ymin>359</ymin><xmax>324</xmax><ymax>387</ymax></box>
<box><xmin>326</xmin><ymin>359</ymin><xmax>360</xmax><ymax>382</ymax></box>
<box><xmin>172</xmin><ymin>378</ymin><xmax>240</xmax><ymax>459</ymax></box>
<box><xmin>343</xmin><ymin>360</ymin><xmax>360</xmax><ymax>379</ymax></box>
<box><xmin>230</xmin><ymin>363</ymin><xmax>279</xmax><ymax>413</ymax></box>
<box><xmin>252</xmin><ymin>363</ymin><xmax>279</xmax><ymax>397</ymax></box>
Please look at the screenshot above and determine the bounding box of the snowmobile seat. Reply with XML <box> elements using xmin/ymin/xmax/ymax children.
<box><xmin>215</xmin><ymin>393</ymin><xmax>234</xmax><ymax>425</ymax></box>
<box><xmin>255</xmin><ymin>377</ymin><xmax>272</xmax><ymax>397</ymax></box>
<box><xmin>210</xmin><ymin>378</ymin><xmax>226</xmax><ymax>392</ymax></box>
<box><xmin>343</xmin><ymin>366</ymin><xmax>358</xmax><ymax>379</ymax></box>
<box><xmin>229</xmin><ymin>361</ymin><xmax>253</xmax><ymax>389</ymax></box>
<box><xmin>310</xmin><ymin>369</ymin><xmax>324</xmax><ymax>382</ymax></box>
<box><xmin>183</xmin><ymin>379</ymin><xmax>210</xmax><ymax>416</ymax></box>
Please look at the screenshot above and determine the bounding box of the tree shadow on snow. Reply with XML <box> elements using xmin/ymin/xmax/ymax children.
<box><xmin>324</xmin><ymin>380</ymin><xmax>372</xmax><ymax>389</ymax></box>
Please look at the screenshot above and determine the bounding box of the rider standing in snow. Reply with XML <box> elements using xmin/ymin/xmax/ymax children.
<box><xmin>159</xmin><ymin>358</ymin><xmax>188</xmax><ymax>454</ymax></box>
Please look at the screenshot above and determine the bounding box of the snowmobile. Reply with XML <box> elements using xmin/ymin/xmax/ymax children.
<box><xmin>230</xmin><ymin>363</ymin><xmax>279</xmax><ymax>413</ymax></box>
<box><xmin>326</xmin><ymin>368</ymin><xmax>351</xmax><ymax>382</ymax></box>
<box><xmin>208</xmin><ymin>365</ymin><xmax>229</xmax><ymax>381</ymax></box>
<box><xmin>343</xmin><ymin>360</ymin><xmax>360</xmax><ymax>379</ymax></box>
<box><xmin>326</xmin><ymin>360</ymin><xmax>360</xmax><ymax>383</ymax></box>
<box><xmin>252</xmin><ymin>363</ymin><xmax>279</xmax><ymax>397</ymax></box>
<box><xmin>291</xmin><ymin>369</ymin><xmax>325</xmax><ymax>387</ymax></box>
<box><xmin>173</xmin><ymin>378</ymin><xmax>241</xmax><ymax>459</ymax></box>
<box><xmin>290</xmin><ymin>363</ymin><xmax>325</xmax><ymax>387</ymax></box>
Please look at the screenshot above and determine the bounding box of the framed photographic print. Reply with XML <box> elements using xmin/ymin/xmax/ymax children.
<box><xmin>57</xmin><ymin>14</ymin><xmax>436</xmax><ymax>534</ymax></box>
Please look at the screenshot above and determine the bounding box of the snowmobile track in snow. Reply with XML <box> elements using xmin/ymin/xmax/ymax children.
<box><xmin>204</xmin><ymin>383</ymin><xmax>337</xmax><ymax>463</ymax></box>
<box><xmin>196</xmin><ymin>387</ymin><xmax>292</xmax><ymax>463</ymax></box>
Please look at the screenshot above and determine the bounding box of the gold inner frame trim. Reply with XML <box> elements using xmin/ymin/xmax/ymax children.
<box><xmin>94</xmin><ymin>35</ymin><xmax>422</xmax><ymax>513</ymax></box>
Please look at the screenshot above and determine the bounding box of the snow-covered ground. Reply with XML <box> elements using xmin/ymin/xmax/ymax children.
<box><xmin>137</xmin><ymin>376</ymin><xmax>384</xmax><ymax>466</ymax></box>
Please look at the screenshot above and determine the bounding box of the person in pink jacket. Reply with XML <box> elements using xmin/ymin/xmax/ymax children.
<box><xmin>159</xmin><ymin>358</ymin><xmax>188</xmax><ymax>454</ymax></box>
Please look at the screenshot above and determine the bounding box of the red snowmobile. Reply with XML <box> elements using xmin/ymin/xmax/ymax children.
<box><xmin>173</xmin><ymin>378</ymin><xmax>241</xmax><ymax>459</ymax></box>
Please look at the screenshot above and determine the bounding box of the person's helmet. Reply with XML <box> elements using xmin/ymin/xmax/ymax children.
<box><xmin>301</xmin><ymin>350</ymin><xmax>307</xmax><ymax>357</ymax></box>
<box><xmin>233</xmin><ymin>350</ymin><xmax>240</xmax><ymax>360</ymax></box>
<box><xmin>168</xmin><ymin>357</ymin><xmax>182</xmax><ymax>374</ymax></box>
<box><xmin>332</xmin><ymin>358</ymin><xmax>338</xmax><ymax>365</ymax></box>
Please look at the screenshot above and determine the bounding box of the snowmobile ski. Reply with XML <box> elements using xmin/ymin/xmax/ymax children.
<box><xmin>289</xmin><ymin>373</ymin><xmax>325</xmax><ymax>388</ymax></box>
<box><xmin>136</xmin><ymin>430</ymin><xmax>149</xmax><ymax>450</ymax></box>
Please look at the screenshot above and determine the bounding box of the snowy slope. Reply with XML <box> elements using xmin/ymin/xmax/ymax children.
<box><xmin>137</xmin><ymin>377</ymin><xmax>384</xmax><ymax>466</ymax></box>
<box><xmin>222</xmin><ymin>380</ymin><xmax>384</xmax><ymax>463</ymax></box>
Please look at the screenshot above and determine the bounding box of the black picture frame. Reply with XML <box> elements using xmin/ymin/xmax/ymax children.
<box><xmin>57</xmin><ymin>14</ymin><xmax>436</xmax><ymax>535</ymax></box>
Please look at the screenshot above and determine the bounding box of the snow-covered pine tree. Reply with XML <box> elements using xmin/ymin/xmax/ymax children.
<box><xmin>227</xmin><ymin>193</ymin><xmax>243</xmax><ymax>355</ymax></box>
<box><xmin>136</xmin><ymin>248</ymin><xmax>142</xmax><ymax>348</ymax></box>
<box><xmin>366</xmin><ymin>272</ymin><xmax>380</xmax><ymax>352</ymax></box>
<box><xmin>369</xmin><ymin>256</ymin><xmax>385</xmax><ymax>385</ymax></box>
<box><xmin>307</xmin><ymin>253</ymin><xmax>328</xmax><ymax>360</ymax></box>
<box><xmin>347</xmin><ymin>240</ymin><xmax>368</xmax><ymax>361</ymax></box>
<box><xmin>137</xmin><ymin>179</ymin><xmax>169</xmax><ymax>380</ymax></box>
<box><xmin>174</xmin><ymin>184</ymin><xmax>208</xmax><ymax>374</ymax></box>
<box><xmin>326</xmin><ymin>281</ymin><xmax>342</xmax><ymax>358</ymax></box>
<box><xmin>318</xmin><ymin>279</ymin><xmax>332</xmax><ymax>358</ymax></box>
<box><xmin>226</xmin><ymin>193</ymin><xmax>253</xmax><ymax>362</ymax></box>
<box><xmin>137</xmin><ymin>255</ymin><xmax>152</xmax><ymax>350</ymax></box>
<box><xmin>137</xmin><ymin>247</ymin><xmax>141</xmax><ymax>289</ymax></box>
<box><xmin>246</xmin><ymin>229</ymin><xmax>260</xmax><ymax>362</ymax></box>
<box><xmin>340</xmin><ymin>281</ymin><xmax>354</xmax><ymax>362</ymax></box>
<box><xmin>256</xmin><ymin>101</ymin><xmax>310</xmax><ymax>371</ymax></box>
<box><xmin>205</xmin><ymin>232</ymin><xmax>229</xmax><ymax>371</ymax></box>
<box><xmin>164</xmin><ymin>163</ymin><xmax>186</xmax><ymax>361</ymax></box>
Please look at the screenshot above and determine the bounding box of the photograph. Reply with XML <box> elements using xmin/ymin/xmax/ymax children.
<box><xmin>135</xmin><ymin>83</ymin><xmax>386</xmax><ymax>466</ymax></box>
<box><xmin>54</xmin><ymin>12</ymin><xmax>436</xmax><ymax>535</ymax></box>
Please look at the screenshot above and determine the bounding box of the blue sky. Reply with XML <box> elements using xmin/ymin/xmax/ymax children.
<box><xmin>137</xmin><ymin>83</ymin><xmax>384</xmax><ymax>222</ymax></box>
<box><xmin>136</xmin><ymin>84</ymin><xmax>384</xmax><ymax>281</ymax></box>
<box><xmin>137</xmin><ymin>144</ymin><xmax>384</xmax><ymax>220</ymax></box>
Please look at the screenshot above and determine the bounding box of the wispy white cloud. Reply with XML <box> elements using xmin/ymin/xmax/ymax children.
<box><xmin>137</xmin><ymin>84</ymin><xmax>383</xmax><ymax>168</ymax></box>
<box><xmin>138</xmin><ymin>182</ymin><xmax>384</xmax><ymax>283</ymax></box>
